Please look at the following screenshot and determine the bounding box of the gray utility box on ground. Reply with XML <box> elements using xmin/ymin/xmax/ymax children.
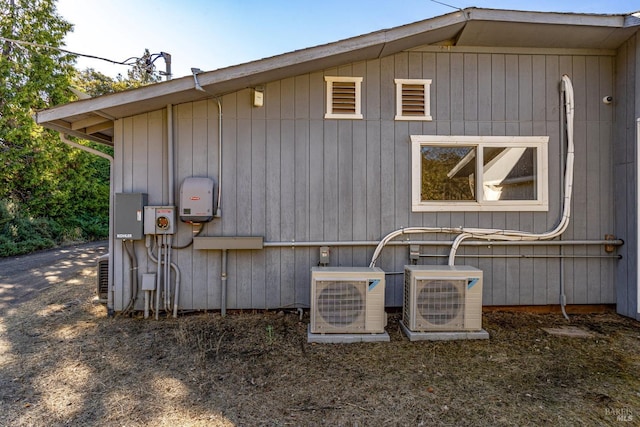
<box><xmin>115</xmin><ymin>193</ymin><xmax>147</xmax><ymax>240</ymax></box>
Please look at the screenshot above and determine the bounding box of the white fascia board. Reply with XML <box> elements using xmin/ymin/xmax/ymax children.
<box><xmin>35</xmin><ymin>77</ymin><xmax>195</xmax><ymax>124</ymax></box>
<box><xmin>466</xmin><ymin>8</ymin><xmax>627</xmax><ymax>28</ymax></box>
<box><xmin>35</xmin><ymin>7</ymin><xmax>630</xmax><ymax>128</ymax></box>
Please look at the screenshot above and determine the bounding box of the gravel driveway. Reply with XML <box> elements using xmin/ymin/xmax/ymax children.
<box><xmin>0</xmin><ymin>241</ymin><xmax>108</xmax><ymax>313</ymax></box>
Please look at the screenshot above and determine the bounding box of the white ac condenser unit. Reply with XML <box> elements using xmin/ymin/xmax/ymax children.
<box><xmin>403</xmin><ymin>265</ymin><xmax>483</xmax><ymax>332</ymax></box>
<box><xmin>310</xmin><ymin>267</ymin><xmax>386</xmax><ymax>334</ymax></box>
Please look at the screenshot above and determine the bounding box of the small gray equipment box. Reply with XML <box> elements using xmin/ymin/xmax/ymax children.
<box><xmin>114</xmin><ymin>193</ymin><xmax>147</xmax><ymax>240</ymax></box>
<box><xmin>180</xmin><ymin>177</ymin><xmax>217</xmax><ymax>223</ymax></box>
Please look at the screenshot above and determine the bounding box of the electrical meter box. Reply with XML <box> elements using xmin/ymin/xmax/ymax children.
<box><xmin>180</xmin><ymin>177</ymin><xmax>217</xmax><ymax>223</ymax></box>
<box><xmin>144</xmin><ymin>206</ymin><xmax>176</xmax><ymax>235</ymax></box>
<box><xmin>115</xmin><ymin>193</ymin><xmax>147</xmax><ymax>240</ymax></box>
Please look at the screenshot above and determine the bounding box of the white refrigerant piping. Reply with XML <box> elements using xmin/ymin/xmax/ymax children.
<box><xmin>370</xmin><ymin>75</ymin><xmax>576</xmax><ymax>269</ymax></box>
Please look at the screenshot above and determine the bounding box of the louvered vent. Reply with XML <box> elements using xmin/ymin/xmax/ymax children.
<box><xmin>325</xmin><ymin>77</ymin><xmax>362</xmax><ymax>119</ymax></box>
<box><xmin>395</xmin><ymin>79</ymin><xmax>432</xmax><ymax>121</ymax></box>
<box><xmin>401</xmin><ymin>84</ymin><xmax>426</xmax><ymax>116</ymax></box>
<box><xmin>97</xmin><ymin>254</ymin><xmax>109</xmax><ymax>301</ymax></box>
<box><xmin>331</xmin><ymin>81</ymin><xmax>357</xmax><ymax>114</ymax></box>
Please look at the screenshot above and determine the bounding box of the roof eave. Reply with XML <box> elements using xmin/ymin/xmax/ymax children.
<box><xmin>35</xmin><ymin>7</ymin><xmax>639</xmax><ymax>141</ymax></box>
<box><xmin>34</xmin><ymin>9</ymin><xmax>469</xmax><ymax>128</ymax></box>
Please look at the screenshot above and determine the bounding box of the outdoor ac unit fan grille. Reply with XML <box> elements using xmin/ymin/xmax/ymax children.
<box><xmin>314</xmin><ymin>280</ymin><xmax>366</xmax><ymax>331</ymax></box>
<box><xmin>415</xmin><ymin>279</ymin><xmax>465</xmax><ymax>330</ymax></box>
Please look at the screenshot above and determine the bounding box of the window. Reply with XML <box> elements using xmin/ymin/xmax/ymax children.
<box><xmin>411</xmin><ymin>135</ymin><xmax>549</xmax><ymax>212</ymax></box>
<box><xmin>395</xmin><ymin>79</ymin><xmax>432</xmax><ymax>121</ymax></box>
<box><xmin>325</xmin><ymin>76</ymin><xmax>363</xmax><ymax>119</ymax></box>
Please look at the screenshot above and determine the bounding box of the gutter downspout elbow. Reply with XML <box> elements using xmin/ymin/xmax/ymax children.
<box><xmin>191</xmin><ymin>68</ymin><xmax>206</xmax><ymax>93</ymax></box>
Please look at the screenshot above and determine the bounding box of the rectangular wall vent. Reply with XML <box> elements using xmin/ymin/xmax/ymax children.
<box><xmin>400</xmin><ymin>84</ymin><xmax>426</xmax><ymax>116</ymax></box>
<box><xmin>324</xmin><ymin>76</ymin><xmax>363</xmax><ymax>119</ymax></box>
<box><xmin>331</xmin><ymin>81</ymin><xmax>357</xmax><ymax>114</ymax></box>
<box><xmin>395</xmin><ymin>79</ymin><xmax>432</xmax><ymax>121</ymax></box>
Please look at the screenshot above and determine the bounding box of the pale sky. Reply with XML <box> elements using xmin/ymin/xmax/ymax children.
<box><xmin>56</xmin><ymin>0</ymin><xmax>640</xmax><ymax>79</ymax></box>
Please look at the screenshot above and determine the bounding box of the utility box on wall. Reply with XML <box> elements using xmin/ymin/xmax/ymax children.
<box><xmin>144</xmin><ymin>206</ymin><xmax>176</xmax><ymax>235</ymax></box>
<box><xmin>115</xmin><ymin>193</ymin><xmax>147</xmax><ymax>240</ymax></box>
<box><xmin>180</xmin><ymin>177</ymin><xmax>217</xmax><ymax>223</ymax></box>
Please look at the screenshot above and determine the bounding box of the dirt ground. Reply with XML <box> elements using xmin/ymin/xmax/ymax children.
<box><xmin>1</xmin><ymin>260</ymin><xmax>640</xmax><ymax>426</ymax></box>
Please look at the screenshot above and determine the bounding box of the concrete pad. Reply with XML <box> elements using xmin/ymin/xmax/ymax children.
<box><xmin>400</xmin><ymin>321</ymin><xmax>490</xmax><ymax>341</ymax></box>
<box><xmin>307</xmin><ymin>325</ymin><xmax>390</xmax><ymax>343</ymax></box>
<box><xmin>542</xmin><ymin>327</ymin><xmax>594</xmax><ymax>338</ymax></box>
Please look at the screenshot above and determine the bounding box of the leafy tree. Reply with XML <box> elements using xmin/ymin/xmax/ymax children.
<box><xmin>72</xmin><ymin>49</ymin><xmax>162</xmax><ymax>97</ymax></box>
<box><xmin>0</xmin><ymin>0</ymin><xmax>110</xmax><ymax>255</ymax></box>
<box><xmin>72</xmin><ymin>67</ymin><xmax>130</xmax><ymax>97</ymax></box>
<box><xmin>421</xmin><ymin>147</ymin><xmax>475</xmax><ymax>201</ymax></box>
<box><xmin>0</xmin><ymin>0</ymin><xmax>75</xmax><ymax>206</ymax></box>
<box><xmin>0</xmin><ymin>0</ymin><xmax>166</xmax><ymax>256</ymax></box>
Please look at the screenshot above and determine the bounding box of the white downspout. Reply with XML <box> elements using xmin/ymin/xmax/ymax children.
<box><xmin>166</xmin><ymin>104</ymin><xmax>182</xmax><ymax>316</ymax></box>
<box><xmin>59</xmin><ymin>134</ymin><xmax>115</xmax><ymax>315</ymax></box>
<box><xmin>167</xmin><ymin>104</ymin><xmax>175</xmax><ymax>206</ymax></box>
<box><xmin>216</xmin><ymin>97</ymin><xmax>222</xmax><ymax>217</ymax></box>
<box><xmin>191</xmin><ymin>69</ymin><xmax>227</xmax><ymax>316</ymax></box>
<box><xmin>191</xmin><ymin>68</ymin><xmax>222</xmax><ymax>217</ymax></box>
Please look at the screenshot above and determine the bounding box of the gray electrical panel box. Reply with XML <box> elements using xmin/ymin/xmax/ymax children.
<box><xmin>180</xmin><ymin>177</ymin><xmax>217</xmax><ymax>223</ymax></box>
<box><xmin>115</xmin><ymin>193</ymin><xmax>147</xmax><ymax>239</ymax></box>
<box><xmin>144</xmin><ymin>206</ymin><xmax>176</xmax><ymax>235</ymax></box>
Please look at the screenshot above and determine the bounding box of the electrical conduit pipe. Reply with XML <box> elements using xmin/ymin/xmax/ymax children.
<box><xmin>146</xmin><ymin>235</ymin><xmax>181</xmax><ymax>318</ymax></box>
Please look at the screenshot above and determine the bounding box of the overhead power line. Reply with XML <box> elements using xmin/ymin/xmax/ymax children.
<box><xmin>429</xmin><ymin>0</ymin><xmax>463</xmax><ymax>11</ymax></box>
<box><xmin>0</xmin><ymin>36</ymin><xmax>172</xmax><ymax>79</ymax></box>
<box><xmin>0</xmin><ymin>35</ymin><xmax>140</xmax><ymax>65</ymax></box>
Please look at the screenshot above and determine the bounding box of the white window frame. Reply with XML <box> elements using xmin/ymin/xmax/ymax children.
<box><xmin>324</xmin><ymin>76</ymin><xmax>363</xmax><ymax>120</ymax></box>
<box><xmin>411</xmin><ymin>135</ymin><xmax>549</xmax><ymax>212</ymax></box>
<box><xmin>395</xmin><ymin>79</ymin><xmax>432</xmax><ymax>121</ymax></box>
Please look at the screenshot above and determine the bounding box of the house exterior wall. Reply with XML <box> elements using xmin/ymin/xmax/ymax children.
<box><xmin>112</xmin><ymin>47</ymin><xmax>619</xmax><ymax>312</ymax></box>
<box><xmin>615</xmin><ymin>33</ymin><xmax>640</xmax><ymax>320</ymax></box>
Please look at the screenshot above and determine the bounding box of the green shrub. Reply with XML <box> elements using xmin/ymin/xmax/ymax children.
<box><xmin>0</xmin><ymin>199</ymin><xmax>108</xmax><ymax>257</ymax></box>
